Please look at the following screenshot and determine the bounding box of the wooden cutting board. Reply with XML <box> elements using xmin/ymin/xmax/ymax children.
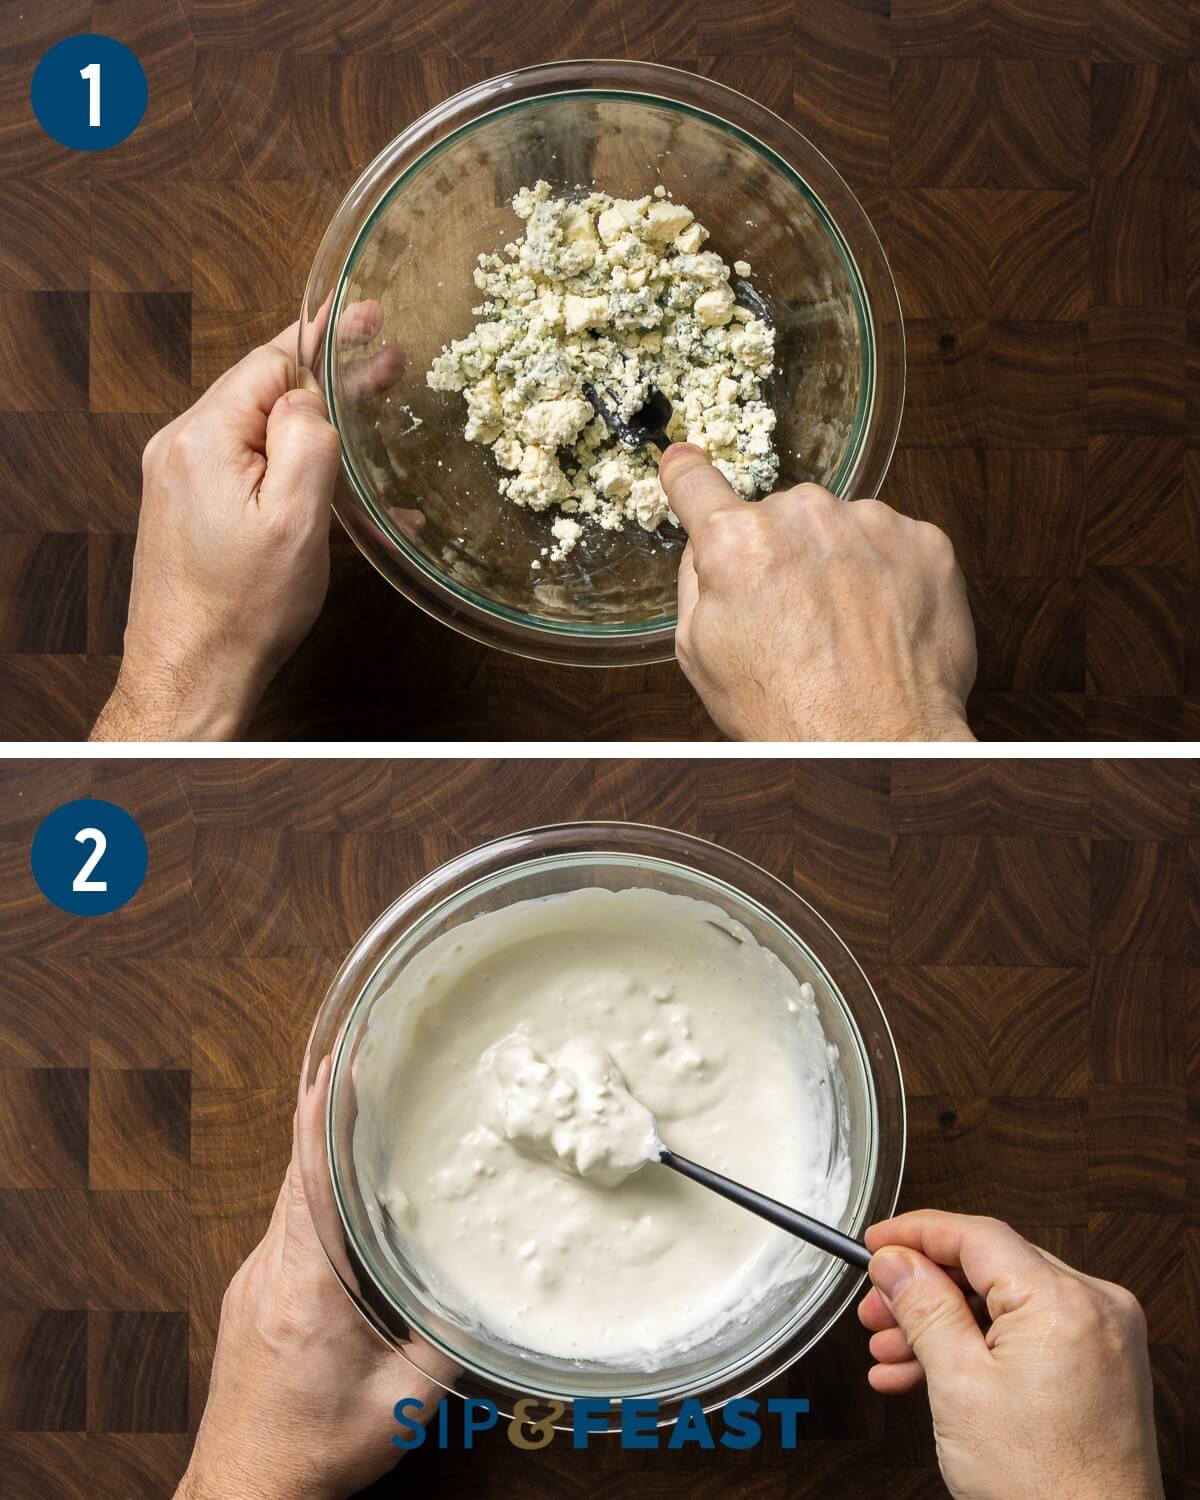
<box><xmin>0</xmin><ymin>0</ymin><xmax>1195</xmax><ymax>742</ymax></box>
<box><xmin>0</xmin><ymin>757</ymin><xmax>1193</xmax><ymax>1496</ymax></box>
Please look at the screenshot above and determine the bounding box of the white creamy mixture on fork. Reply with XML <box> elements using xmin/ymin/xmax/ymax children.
<box><xmin>352</xmin><ymin>887</ymin><xmax>850</xmax><ymax>1369</ymax></box>
<box><xmin>426</xmin><ymin>181</ymin><xmax>779</xmax><ymax>562</ymax></box>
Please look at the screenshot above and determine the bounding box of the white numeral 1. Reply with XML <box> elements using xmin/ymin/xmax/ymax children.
<box><xmin>80</xmin><ymin>62</ymin><xmax>101</xmax><ymax>127</ymax></box>
<box><xmin>73</xmin><ymin>827</ymin><xmax>108</xmax><ymax>891</ymax></box>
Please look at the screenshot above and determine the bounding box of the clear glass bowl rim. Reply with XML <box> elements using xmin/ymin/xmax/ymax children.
<box><xmin>300</xmin><ymin>821</ymin><xmax>907</xmax><ymax>1425</ymax></box>
<box><xmin>300</xmin><ymin>60</ymin><xmax>907</xmax><ymax>668</ymax></box>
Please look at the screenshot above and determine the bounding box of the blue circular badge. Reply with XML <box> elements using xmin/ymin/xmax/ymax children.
<box><xmin>31</xmin><ymin>799</ymin><xmax>149</xmax><ymax>917</ymax></box>
<box><xmin>31</xmin><ymin>35</ymin><xmax>147</xmax><ymax>152</ymax></box>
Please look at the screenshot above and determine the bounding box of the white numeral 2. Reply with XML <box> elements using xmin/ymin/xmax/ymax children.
<box><xmin>73</xmin><ymin>827</ymin><xmax>108</xmax><ymax>891</ymax></box>
<box><xmin>80</xmin><ymin>62</ymin><xmax>101</xmax><ymax>127</ymax></box>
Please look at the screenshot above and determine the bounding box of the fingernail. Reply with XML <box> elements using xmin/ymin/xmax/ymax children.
<box><xmin>276</xmin><ymin>388</ymin><xmax>326</xmax><ymax>417</ymax></box>
<box><xmin>870</xmin><ymin>1249</ymin><xmax>915</xmax><ymax>1303</ymax></box>
<box><xmin>660</xmin><ymin>441</ymin><xmax>703</xmax><ymax>467</ymax></box>
<box><xmin>316</xmin><ymin>1053</ymin><xmax>331</xmax><ymax>1086</ymax></box>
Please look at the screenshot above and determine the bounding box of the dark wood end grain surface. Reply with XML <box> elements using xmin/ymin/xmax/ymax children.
<box><xmin>0</xmin><ymin>756</ymin><xmax>1196</xmax><ymax>1496</ymax></box>
<box><xmin>0</xmin><ymin>0</ymin><xmax>1197</xmax><ymax>740</ymax></box>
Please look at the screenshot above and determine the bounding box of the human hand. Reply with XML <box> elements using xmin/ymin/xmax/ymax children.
<box><xmin>858</xmin><ymin>1210</ymin><xmax>1163</xmax><ymax>1500</ymax></box>
<box><xmin>660</xmin><ymin>445</ymin><xmax>976</xmax><ymax>741</ymax></box>
<box><xmin>92</xmin><ymin>305</ymin><xmax>403</xmax><ymax>741</ymax></box>
<box><xmin>178</xmin><ymin>1058</ymin><xmax>447</xmax><ymax>1500</ymax></box>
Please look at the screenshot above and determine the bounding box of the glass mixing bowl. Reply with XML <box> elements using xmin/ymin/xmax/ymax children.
<box><xmin>299</xmin><ymin>60</ymin><xmax>905</xmax><ymax>666</ymax></box>
<box><xmin>298</xmin><ymin>823</ymin><xmax>905</xmax><ymax>1427</ymax></box>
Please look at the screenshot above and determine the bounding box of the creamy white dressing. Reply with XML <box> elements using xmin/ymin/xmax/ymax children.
<box><xmin>352</xmin><ymin>886</ymin><xmax>851</xmax><ymax>1368</ymax></box>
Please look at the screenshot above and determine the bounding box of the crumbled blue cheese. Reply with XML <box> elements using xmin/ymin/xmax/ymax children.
<box><xmin>427</xmin><ymin>181</ymin><xmax>778</xmax><ymax>560</ymax></box>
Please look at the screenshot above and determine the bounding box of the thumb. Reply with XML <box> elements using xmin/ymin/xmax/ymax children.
<box><xmin>260</xmin><ymin>388</ymin><xmax>342</xmax><ymax>516</ymax></box>
<box><xmin>659</xmin><ymin>442</ymin><xmax>742</xmax><ymax>539</ymax></box>
<box><xmin>869</xmin><ymin>1248</ymin><xmax>988</xmax><ymax>1379</ymax></box>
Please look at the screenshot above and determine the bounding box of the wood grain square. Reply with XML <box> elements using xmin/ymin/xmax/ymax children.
<box><xmin>989</xmin><ymin>1098</ymin><xmax>1087</xmax><ymax>1222</ymax></box>
<box><xmin>0</xmin><ymin>1190</ymin><xmax>89</xmax><ymax>1310</ymax></box>
<box><xmin>0</xmin><ymin>957</ymin><xmax>89</xmax><ymax>1068</ymax></box>
<box><xmin>191</xmin><ymin>181</ymin><xmax>334</xmax><ymax>311</ymax></box>
<box><xmin>901</xmin><ymin>1096</ymin><xmax>992</xmax><ymax>1214</ymax></box>
<box><xmin>886</xmin><ymin>190</ymin><xmax>989</xmax><ymax>319</ymax></box>
<box><xmin>988</xmin><ymin>320</ymin><xmax>1088</xmax><ymax>447</ymax></box>
<box><xmin>900</xmin><ymin>320</ymin><xmax>988</xmax><ymax>447</ymax></box>
<box><xmin>0</xmin><ymin>182</ymin><xmax>89</xmax><ymax>292</ymax></box>
<box><xmin>697</xmin><ymin>0</ymin><xmax>790</xmax><ymax>54</ymax></box>
<box><xmin>696</xmin><ymin>51</ymin><xmax>794</xmax><ymax>120</ymax></box>
<box><xmin>890</xmin><ymin>760</ymin><xmax>990</xmax><ymax>834</ymax></box>
<box><xmin>595</xmin><ymin>757</ymin><xmax>698</xmax><ymax>832</ymax></box>
<box><xmin>1092</xmin><ymin>759</ymin><xmax>1191</xmax><ymax>840</ymax></box>
<box><xmin>190</xmin><ymin>1085</ymin><xmax>292</xmax><ymax>1219</ymax></box>
<box><xmin>0</xmin><ymin>1070</ymin><xmax>88</xmax><ymax>1189</ymax></box>
<box><xmin>990</xmin><ymin>60</ymin><xmax>1090</xmax><ymax>189</ymax></box>
<box><xmin>890</xmin><ymin>0</ymin><xmax>988</xmax><ymax>57</ymax></box>
<box><xmin>90</xmin><ymin>0</ymin><xmax>196</xmax><ymax>181</ymax></box>
<box><xmin>91</xmin><ymin>185</ymin><xmax>191</xmax><ymax>294</ymax></box>
<box><xmin>190</xmin><ymin>957</ymin><xmax>327</xmax><ymax>1090</ymax></box>
<box><xmin>89</xmin><ymin>293</ymin><xmax>191</xmax><ymax>416</ymax></box>
<box><xmin>89</xmin><ymin>959</ymin><xmax>191</xmax><ymax>1071</ymax></box>
<box><xmin>87</xmin><ymin>414</ymin><xmax>155</xmax><ymax>534</ymax></box>
<box><xmin>88</xmin><ymin>1193</ymin><xmax>189</xmax><ymax>1311</ymax></box>
<box><xmin>990</xmin><ymin>0</ymin><xmax>1089</xmax><ymax>58</ymax></box>
<box><xmin>0</xmin><ymin>655</ymin><xmax>89</xmax><ymax>740</ymax></box>
<box><xmin>192</xmin><ymin>52</ymin><xmax>308</xmax><ymax>181</ymax></box>
<box><xmin>793</xmin><ymin>759</ymin><xmax>891</xmax><ymax>847</ymax></box>
<box><xmin>0</xmin><ymin>1312</ymin><xmax>86</xmax><ymax>1431</ymax></box>
<box><xmin>793</xmin><ymin>53</ymin><xmax>890</xmax><ymax>193</ymax></box>
<box><xmin>697</xmin><ymin>760</ymin><xmax>793</xmax><ymax>835</ymax></box>
<box><xmin>790</xmin><ymin>842</ymin><xmax>891</xmax><ymax>967</ymax></box>
<box><xmin>88</xmin><ymin>1071</ymin><xmax>189</xmax><ymax>1192</ymax></box>
<box><xmin>1084</xmin><ymin>695</ymin><xmax>1186</xmax><ymax>740</ymax></box>
<box><xmin>183</xmin><ymin>761</ymin><xmax>298</xmax><ymax>829</ymax></box>
<box><xmin>1087</xmin><ymin>566</ymin><xmax>1186</xmax><ymax>695</ymax></box>
<box><xmin>985</xmin><ymin>450</ymin><xmax>1085</xmax><ymax>577</ymax></box>
<box><xmin>0</xmin><ymin>535</ymin><xmax>86</xmax><ymax>654</ymax></box>
<box><xmin>0</xmin><ymin>292</ymin><xmax>88</xmax><ymax>413</ymax></box>
<box><xmin>80</xmin><ymin>1436</ymin><xmax>191</xmax><ymax>1498</ymax></box>
<box><xmin>1092</xmin><ymin>64</ymin><xmax>1188</xmax><ymax>178</ymax></box>
<box><xmin>0</xmin><ymin>1433</ymin><xmax>86</xmax><ymax>1497</ymax></box>
<box><xmin>989</xmin><ymin>190</ymin><xmax>1089</xmax><ymax>319</ymax></box>
<box><xmin>1087</xmin><ymin>1211</ymin><xmax>1181</xmax><ymax>1346</ymax></box>
<box><xmin>794</xmin><ymin>0</ymin><xmax>890</xmax><ymax>62</ymax></box>
<box><xmin>990</xmin><ymin>760</ymin><xmax>1091</xmax><ymax>834</ymax></box>
<box><xmin>90</xmin><ymin>762</ymin><xmax>194</xmax><ymax>958</ymax></box>
<box><xmin>1090</xmin><ymin>0</ymin><xmax>1189</xmax><ymax>63</ymax></box>
<box><xmin>974</xmin><ymin>576</ymin><xmax>1085</xmax><ymax>691</ymax></box>
<box><xmin>1091</xmin><ymin>178</ymin><xmax>1186</xmax><ymax>308</ymax></box>
<box><xmin>191</xmin><ymin>0</ymin><xmax>397</xmax><ymax>53</ymax></box>
<box><xmin>87</xmin><ymin>1312</ymin><xmax>188</xmax><ymax>1433</ymax></box>
<box><xmin>891</xmin><ymin>836</ymin><xmax>990</xmax><ymax>963</ymax></box>
<box><xmin>879</xmin><ymin>966</ymin><xmax>991</xmax><ymax>1094</ymax></box>
<box><xmin>190</xmin><ymin>829</ymin><xmax>294</xmax><ymax>958</ymax></box>
<box><xmin>891</xmin><ymin>60</ymin><xmax>991</xmax><ymax>186</ymax></box>
<box><xmin>0</xmin><ymin>0</ymin><xmax>90</xmax><ymax>65</ymax></box>
<box><xmin>189</xmin><ymin>1215</ymin><xmax>261</xmax><ymax>1349</ymax></box>
<box><xmin>1086</xmin><ymin>436</ymin><xmax>1187</xmax><ymax>568</ymax></box>
<box><xmin>985</xmin><ymin>966</ymin><xmax>1090</xmax><ymax>1096</ymax></box>
<box><xmin>1091</xmin><ymin>955</ymin><xmax>1188</xmax><ymax>1085</ymax></box>
<box><xmin>1087</xmin><ymin>1083</ymin><xmax>1186</xmax><ymax>1212</ymax></box>
<box><xmin>886</xmin><ymin>447</ymin><xmax>986</xmax><ymax>574</ymax></box>
<box><xmin>991</xmin><ymin>835</ymin><xmax>1090</xmax><ymax>965</ymax></box>
<box><xmin>0</xmin><ymin>65</ymin><xmax>88</xmax><ymax>179</ymax></box>
<box><xmin>1089</xmin><ymin>307</ymin><xmax>1186</xmax><ymax>434</ymax></box>
<box><xmin>0</xmin><ymin>414</ymin><xmax>91</xmax><ymax>532</ymax></box>
<box><xmin>86</xmin><ymin>534</ymin><xmax>135</xmax><ymax>658</ymax></box>
<box><xmin>288</xmin><ymin>832</ymin><xmax>411</xmax><ymax>953</ymax></box>
<box><xmin>1091</xmin><ymin>839</ymin><xmax>1191</xmax><ymax>957</ymax></box>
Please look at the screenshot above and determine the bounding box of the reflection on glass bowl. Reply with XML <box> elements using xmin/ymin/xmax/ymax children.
<box><xmin>301</xmin><ymin>62</ymin><xmax>905</xmax><ymax>665</ymax></box>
